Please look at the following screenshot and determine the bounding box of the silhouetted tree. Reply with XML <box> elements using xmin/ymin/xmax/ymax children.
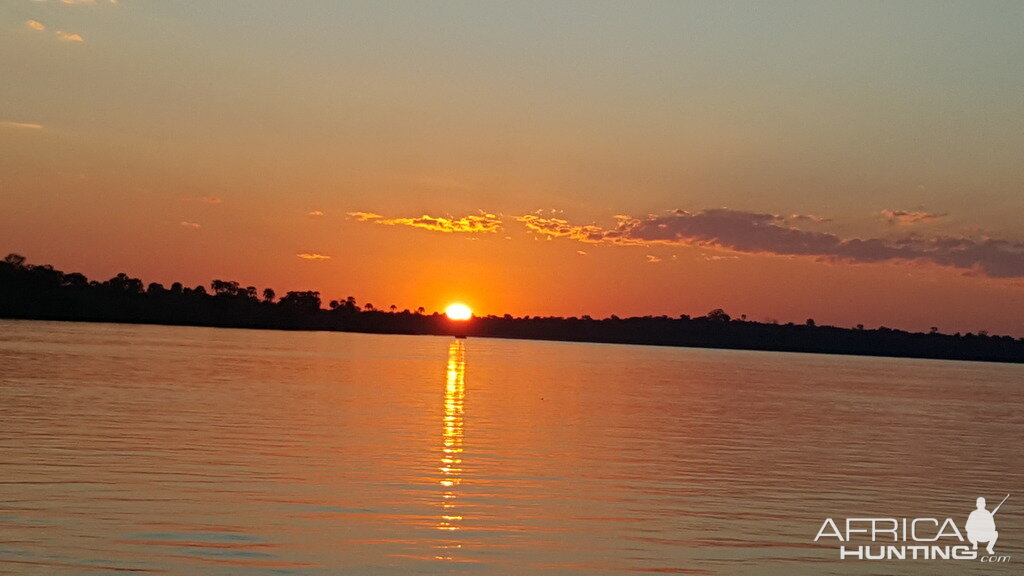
<box><xmin>63</xmin><ymin>272</ymin><xmax>88</xmax><ymax>288</ymax></box>
<box><xmin>211</xmin><ymin>280</ymin><xmax>238</xmax><ymax>296</ymax></box>
<box><xmin>279</xmin><ymin>290</ymin><xmax>321</xmax><ymax>311</ymax></box>
<box><xmin>706</xmin><ymin>308</ymin><xmax>731</xmax><ymax>322</ymax></box>
<box><xmin>107</xmin><ymin>273</ymin><xmax>143</xmax><ymax>294</ymax></box>
<box><xmin>4</xmin><ymin>254</ymin><xmax>27</xmax><ymax>268</ymax></box>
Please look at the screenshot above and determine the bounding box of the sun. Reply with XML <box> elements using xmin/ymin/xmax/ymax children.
<box><xmin>445</xmin><ymin>303</ymin><xmax>473</xmax><ymax>321</ymax></box>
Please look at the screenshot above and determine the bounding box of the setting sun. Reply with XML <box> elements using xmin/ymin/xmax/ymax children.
<box><xmin>445</xmin><ymin>303</ymin><xmax>473</xmax><ymax>321</ymax></box>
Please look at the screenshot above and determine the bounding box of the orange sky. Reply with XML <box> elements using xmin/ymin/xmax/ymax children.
<box><xmin>2</xmin><ymin>1</ymin><xmax>1023</xmax><ymax>335</ymax></box>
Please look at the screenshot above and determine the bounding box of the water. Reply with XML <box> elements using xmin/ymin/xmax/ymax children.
<box><xmin>0</xmin><ymin>320</ymin><xmax>1021</xmax><ymax>575</ymax></box>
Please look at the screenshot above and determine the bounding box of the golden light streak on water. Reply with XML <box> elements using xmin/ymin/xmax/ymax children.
<box><xmin>436</xmin><ymin>340</ymin><xmax>466</xmax><ymax>557</ymax></box>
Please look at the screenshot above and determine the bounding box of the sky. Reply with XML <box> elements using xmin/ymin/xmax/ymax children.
<box><xmin>2</xmin><ymin>1</ymin><xmax>1023</xmax><ymax>335</ymax></box>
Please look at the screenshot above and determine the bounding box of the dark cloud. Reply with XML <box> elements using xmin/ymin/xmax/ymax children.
<box><xmin>517</xmin><ymin>209</ymin><xmax>1024</xmax><ymax>279</ymax></box>
<box><xmin>882</xmin><ymin>209</ymin><xmax>947</xmax><ymax>225</ymax></box>
<box><xmin>787</xmin><ymin>213</ymin><xmax>832</xmax><ymax>223</ymax></box>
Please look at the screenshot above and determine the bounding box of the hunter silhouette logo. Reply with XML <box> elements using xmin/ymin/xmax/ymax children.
<box><xmin>966</xmin><ymin>494</ymin><xmax>1007</xmax><ymax>555</ymax></box>
<box><xmin>814</xmin><ymin>494</ymin><xmax>1011</xmax><ymax>562</ymax></box>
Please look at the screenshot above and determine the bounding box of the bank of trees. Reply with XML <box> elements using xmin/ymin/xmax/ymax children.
<box><xmin>2</xmin><ymin>254</ymin><xmax>1022</xmax><ymax>363</ymax></box>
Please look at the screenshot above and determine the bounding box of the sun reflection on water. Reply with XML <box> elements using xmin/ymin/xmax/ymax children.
<box><xmin>435</xmin><ymin>339</ymin><xmax>466</xmax><ymax>560</ymax></box>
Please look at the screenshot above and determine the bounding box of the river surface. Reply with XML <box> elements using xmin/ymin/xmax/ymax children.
<box><xmin>0</xmin><ymin>320</ymin><xmax>1021</xmax><ymax>575</ymax></box>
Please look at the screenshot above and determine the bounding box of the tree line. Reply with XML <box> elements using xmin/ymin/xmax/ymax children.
<box><xmin>2</xmin><ymin>254</ymin><xmax>1022</xmax><ymax>363</ymax></box>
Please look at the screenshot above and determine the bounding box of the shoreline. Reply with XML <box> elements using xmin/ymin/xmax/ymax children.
<box><xmin>4</xmin><ymin>315</ymin><xmax>1022</xmax><ymax>366</ymax></box>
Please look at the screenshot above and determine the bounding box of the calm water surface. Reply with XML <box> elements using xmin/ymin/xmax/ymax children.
<box><xmin>0</xmin><ymin>320</ymin><xmax>1021</xmax><ymax>575</ymax></box>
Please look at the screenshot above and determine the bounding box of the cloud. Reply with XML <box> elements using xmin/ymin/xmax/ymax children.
<box><xmin>348</xmin><ymin>211</ymin><xmax>503</xmax><ymax>233</ymax></box>
<box><xmin>297</xmin><ymin>253</ymin><xmax>331</xmax><ymax>260</ymax></box>
<box><xmin>882</xmin><ymin>209</ymin><xmax>946</xmax><ymax>225</ymax></box>
<box><xmin>24</xmin><ymin>19</ymin><xmax>84</xmax><ymax>42</ymax></box>
<box><xmin>645</xmin><ymin>255</ymin><xmax>662</xmax><ymax>263</ymax></box>
<box><xmin>788</xmin><ymin>213</ymin><xmax>832</xmax><ymax>223</ymax></box>
<box><xmin>307</xmin><ymin>210</ymin><xmax>325</xmax><ymax>216</ymax></box>
<box><xmin>516</xmin><ymin>208</ymin><xmax>1024</xmax><ymax>279</ymax></box>
<box><xmin>0</xmin><ymin>121</ymin><xmax>43</xmax><ymax>130</ymax></box>
<box><xmin>179</xmin><ymin>221</ymin><xmax>201</xmax><ymax>229</ymax></box>
<box><xmin>516</xmin><ymin>214</ymin><xmax>615</xmax><ymax>242</ymax></box>
<box><xmin>577</xmin><ymin>250</ymin><xmax>588</xmax><ymax>256</ymax></box>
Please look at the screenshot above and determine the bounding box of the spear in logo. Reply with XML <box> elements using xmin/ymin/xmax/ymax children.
<box><xmin>993</xmin><ymin>494</ymin><xmax>1009</xmax><ymax>515</ymax></box>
